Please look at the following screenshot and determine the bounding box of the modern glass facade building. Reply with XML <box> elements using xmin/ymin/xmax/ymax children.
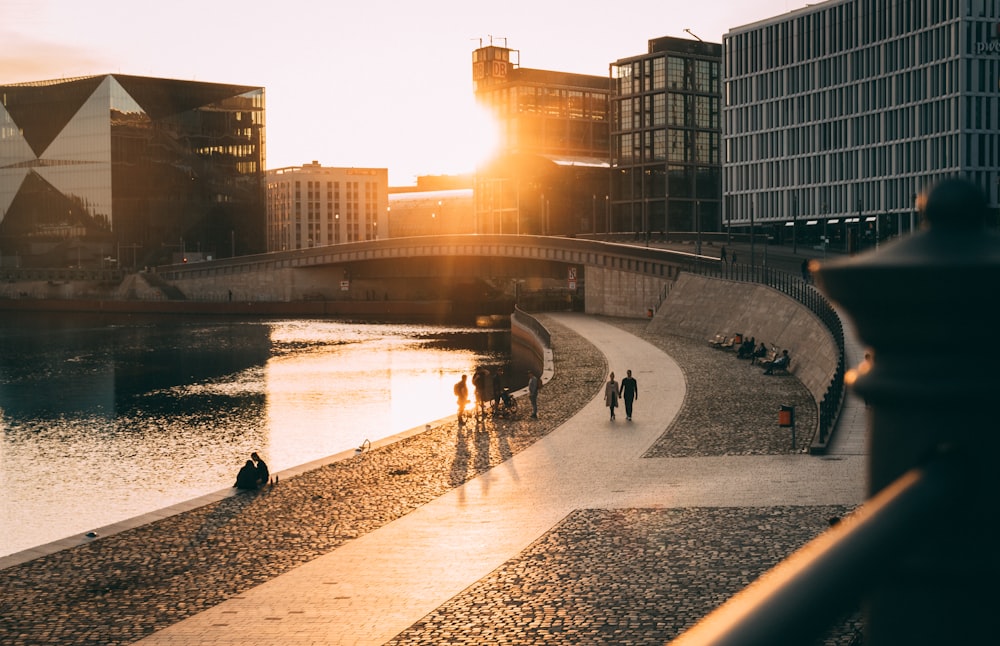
<box><xmin>266</xmin><ymin>162</ymin><xmax>388</xmax><ymax>251</ymax></box>
<box><xmin>724</xmin><ymin>0</ymin><xmax>1000</xmax><ymax>252</ymax></box>
<box><xmin>472</xmin><ymin>43</ymin><xmax>610</xmax><ymax>236</ymax></box>
<box><xmin>611</xmin><ymin>37</ymin><xmax>723</xmax><ymax>240</ymax></box>
<box><xmin>0</xmin><ymin>75</ymin><xmax>265</xmax><ymax>269</ymax></box>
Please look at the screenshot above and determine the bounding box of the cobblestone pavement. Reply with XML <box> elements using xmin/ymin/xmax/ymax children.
<box><xmin>605</xmin><ymin>317</ymin><xmax>817</xmax><ymax>458</ymax></box>
<box><xmin>0</xmin><ymin>316</ymin><xmax>857</xmax><ymax>645</ymax></box>
<box><xmin>387</xmin><ymin>506</ymin><xmax>857</xmax><ymax>646</ymax></box>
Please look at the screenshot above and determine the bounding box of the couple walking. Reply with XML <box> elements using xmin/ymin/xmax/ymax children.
<box><xmin>604</xmin><ymin>369</ymin><xmax>638</xmax><ymax>421</ymax></box>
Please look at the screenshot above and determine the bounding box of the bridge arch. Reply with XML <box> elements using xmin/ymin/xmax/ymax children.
<box><xmin>155</xmin><ymin>234</ymin><xmax>711</xmax><ymax>318</ymax></box>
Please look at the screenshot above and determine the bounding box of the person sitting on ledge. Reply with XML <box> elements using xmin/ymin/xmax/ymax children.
<box><xmin>234</xmin><ymin>459</ymin><xmax>259</xmax><ymax>490</ymax></box>
<box><xmin>763</xmin><ymin>349</ymin><xmax>790</xmax><ymax>375</ymax></box>
<box><xmin>251</xmin><ymin>451</ymin><xmax>269</xmax><ymax>486</ymax></box>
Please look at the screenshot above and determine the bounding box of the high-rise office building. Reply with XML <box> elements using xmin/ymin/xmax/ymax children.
<box><xmin>723</xmin><ymin>0</ymin><xmax>1000</xmax><ymax>253</ymax></box>
<box><xmin>610</xmin><ymin>36</ymin><xmax>723</xmax><ymax>240</ymax></box>
<box><xmin>266</xmin><ymin>162</ymin><xmax>388</xmax><ymax>251</ymax></box>
<box><xmin>0</xmin><ymin>75</ymin><xmax>265</xmax><ymax>268</ymax></box>
<box><xmin>472</xmin><ymin>42</ymin><xmax>610</xmax><ymax>236</ymax></box>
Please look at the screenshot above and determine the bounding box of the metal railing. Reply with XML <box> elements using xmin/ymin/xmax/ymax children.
<box><xmin>684</xmin><ymin>262</ymin><xmax>847</xmax><ymax>451</ymax></box>
<box><xmin>675</xmin><ymin>179</ymin><xmax>1000</xmax><ymax>645</ymax></box>
<box><xmin>671</xmin><ymin>455</ymin><xmax>962</xmax><ymax>645</ymax></box>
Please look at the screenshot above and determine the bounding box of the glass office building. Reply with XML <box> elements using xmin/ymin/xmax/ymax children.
<box><xmin>611</xmin><ymin>36</ymin><xmax>723</xmax><ymax>238</ymax></box>
<box><xmin>723</xmin><ymin>0</ymin><xmax>1000</xmax><ymax>252</ymax></box>
<box><xmin>472</xmin><ymin>43</ymin><xmax>610</xmax><ymax>236</ymax></box>
<box><xmin>0</xmin><ymin>75</ymin><xmax>265</xmax><ymax>269</ymax></box>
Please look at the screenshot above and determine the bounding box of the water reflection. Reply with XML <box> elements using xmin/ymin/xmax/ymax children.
<box><xmin>0</xmin><ymin>313</ymin><xmax>512</xmax><ymax>557</ymax></box>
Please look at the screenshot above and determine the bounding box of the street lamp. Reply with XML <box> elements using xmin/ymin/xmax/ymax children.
<box><xmin>605</xmin><ymin>195</ymin><xmax>610</xmax><ymax>235</ymax></box>
<box><xmin>792</xmin><ymin>193</ymin><xmax>798</xmax><ymax>255</ymax></box>
<box><xmin>696</xmin><ymin>200</ymin><xmax>702</xmax><ymax>256</ymax></box>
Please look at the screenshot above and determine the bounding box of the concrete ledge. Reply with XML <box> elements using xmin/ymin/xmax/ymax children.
<box><xmin>649</xmin><ymin>273</ymin><xmax>840</xmax><ymax>406</ymax></box>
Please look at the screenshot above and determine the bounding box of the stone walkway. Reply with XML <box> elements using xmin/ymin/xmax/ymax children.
<box><xmin>0</xmin><ymin>314</ymin><xmax>866</xmax><ymax>645</ymax></box>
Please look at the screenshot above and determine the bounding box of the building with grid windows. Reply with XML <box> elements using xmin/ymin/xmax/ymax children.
<box><xmin>472</xmin><ymin>42</ymin><xmax>610</xmax><ymax>236</ymax></box>
<box><xmin>610</xmin><ymin>36</ymin><xmax>723</xmax><ymax>241</ymax></box>
<box><xmin>266</xmin><ymin>162</ymin><xmax>388</xmax><ymax>251</ymax></box>
<box><xmin>0</xmin><ymin>75</ymin><xmax>265</xmax><ymax>269</ymax></box>
<box><xmin>723</xmin><ymin>0</ymin><xmax>1000</xmax><ymax>254</ymax></box>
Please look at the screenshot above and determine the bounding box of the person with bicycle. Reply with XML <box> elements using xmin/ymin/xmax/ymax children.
<box><xmin>472</xmin><ymin>367</ymin><xmax>488</xmax><ymax>420</ymax></box>
<box><xmin>492</xmin><ymin>367</ymin><xmax>504</xmax><ymax>412</ymax></box>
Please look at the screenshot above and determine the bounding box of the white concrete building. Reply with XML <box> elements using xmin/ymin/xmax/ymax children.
<box><xmin>266</xmin><ymin>162</ymin><xmax>388</xmax><ymax>251</ymax></box>
<box><xmin>723</xmin><ymin>0</ymin><xmax>1000</xmax><ymax>253</ymax></box>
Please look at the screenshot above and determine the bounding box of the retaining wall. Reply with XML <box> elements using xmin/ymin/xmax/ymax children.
<box><xmin>648</xmin><ymin>273</ymin><xmax>840</xmax><ymax>405</ymax></box>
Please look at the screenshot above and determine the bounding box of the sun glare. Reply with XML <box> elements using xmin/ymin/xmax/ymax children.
<box><xmin>439</xmin><ymin>101</ymin><xmax>500</xmax><ymax>174</ymax></box>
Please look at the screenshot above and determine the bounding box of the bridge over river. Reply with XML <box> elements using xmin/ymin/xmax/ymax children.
<box><xmin>153</xmin><ymin>234</ymin><xmax>714</xmax><ymax>320</ymax></box>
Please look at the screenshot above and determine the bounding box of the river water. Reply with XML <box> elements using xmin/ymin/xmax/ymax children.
<box><xmin>0</xmin><ymin>313</ymin><xmax>515</xmax><ymax>558</ymax></box>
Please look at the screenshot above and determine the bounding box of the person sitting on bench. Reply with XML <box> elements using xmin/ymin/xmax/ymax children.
<box><xmin>763</xmin><ymin>349</ymin><xmax>790</xmax><ymax>375</ymax></box>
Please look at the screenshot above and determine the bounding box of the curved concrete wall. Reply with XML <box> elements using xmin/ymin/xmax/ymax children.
<box><xmin>648</xmin><ymin>273</ymin><xmax>840</xmax><ymax>404</ymax></box>
<box><xmin>511</xmin><ymin>310</ymin><xmax>554</xmax><ymax>389</ymax></box>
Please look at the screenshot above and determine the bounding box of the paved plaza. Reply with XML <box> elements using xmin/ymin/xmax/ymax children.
<box><xmin>0</xmin><ymin>313</ymin><xmax>868</xmax><ymax>645</ymax></box>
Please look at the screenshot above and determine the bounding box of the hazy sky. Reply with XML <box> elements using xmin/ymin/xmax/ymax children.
<box><xmin>3</xmin><ymin>0</ymin><xmax>806</xmax><ymax>186</ymax></box>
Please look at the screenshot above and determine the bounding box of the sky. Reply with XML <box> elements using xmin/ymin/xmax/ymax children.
<box><xmin>3</xmin><ymin>0</ymin><xmax>806</xmax><ymax>187</ymax></box>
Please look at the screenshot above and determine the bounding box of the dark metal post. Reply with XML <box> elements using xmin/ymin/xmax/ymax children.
<box><xmin>815</xmin><ymin>178</ymin><xmax>1000</xmax><ymax>645</ymax></box>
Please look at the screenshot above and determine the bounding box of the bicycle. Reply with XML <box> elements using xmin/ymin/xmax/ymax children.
<box><xmin>491</xmin><ymin>387</ymin><xmax>519</xmax><ymax>419</ymax></box>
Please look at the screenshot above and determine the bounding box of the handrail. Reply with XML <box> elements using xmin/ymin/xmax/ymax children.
<box><xmin>671</xmin><ymin>457</ymin><xmax>964</xmax><ymax>645</ymax></box>
<box><xmin>684</xmin><ymin>262</ymin><xmax>847</xmax><ymax>450</ymax></box>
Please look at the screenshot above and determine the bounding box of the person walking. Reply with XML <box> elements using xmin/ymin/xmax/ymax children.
<box><xmin>720</xmin><ymin>246</ymin><xmax>727</xmax><ymax>265</ymax></box>
<box><xmin>604</xmin><ymin>372</ymin><xmax>620</xmax><ymax>421</ymax></box>
<box><xmin>527</xmin><ymin>370</ymin><xmax>539</xmax><ymax>419</ymax></box>
<box><xmin>471</xmin><ymin>367</ymin><xmax>488</xmax><ymax>420</ymax></box>
<box><xmin>619</xmin><ymin>369</ymin><xmax>638</xmax><ymax>421</ymax></box>
<box><xmin>454</xmin><ymin>374</ymin><xmax>469</xmax><ymax>426</ymax></box>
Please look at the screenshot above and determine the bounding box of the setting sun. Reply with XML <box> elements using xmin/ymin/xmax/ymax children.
<box><xmin>437</xmin><ymin>101</ymin><xmax>501</xmax><ymax>175</ymax></box>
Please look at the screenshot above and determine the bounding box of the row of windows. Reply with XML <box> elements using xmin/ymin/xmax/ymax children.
<box><xmin>724</xmin><ymin>171</ymin><xmax>975</xmax><ymax>223</ymax></box>
<box><xmin>505</xmin><ymin>115</ymin><xmax>610</xmax><ymax>155</ymax></box>
<box><xmin>615</xmin><ymin>94</ymin><xmax>720</xmax><ymax>131</ymax></box>
<box><xmin>725</xmin><ymin>0</ymin><xmax>961</xmax><ymax>77</ymax></box>
<box><xmin>278</xmin><ymin>210</ymin><xmax>382</xmax><ymax>246</ymax></box>
<box><xmin>268</xmin><ymin>178</ymin><xmax>385</xmax><ymax>247</ymax></box>
<box><xmin>727</xmin><ymin>52</ymin><xmax>961</xmax><ymax>110</ymax></box>
<box><xmin>725</xmin><ymin>97</ymin><xmax>969</xmax><ymax>162</ymax></box>
<box><xmin>725</xmin><ymin>135</ymin><xmax>969</xmax><ymax>193</ymax></box>
<box><xmin>727</xmin><ymin>131</ymin><xmax>1000</xmax><ymax>201</ymax></box>
<box><xmin>725</xmin><ymin>73</ymin><xmax>968</xmax><ymax>136</ymax></box>
<box><xmin>613</xmin><ymin>165</ymin><xmax>720</xmax><ymax>200</ymax></box>
<box><xmin>480</xmin><ymin>86</ymin><xmax>608</xmax><ymax>121</ymax></box>
<box><xmin>614</xmin><ymin>56</ymin><xmax>720</xmax><ymax>96</ymax></box>
<box><xmin>615</xmin><ymin>130</ymin><xmax>720</xmax><ymax>164</ymax></box>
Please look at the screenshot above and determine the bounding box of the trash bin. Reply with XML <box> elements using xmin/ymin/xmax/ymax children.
<box><xmin>779</xmin><ymin>405</ymin><xmax>795</xmax><ymax>427</ymax></box>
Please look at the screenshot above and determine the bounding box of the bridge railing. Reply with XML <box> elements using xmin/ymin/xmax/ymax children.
<box><xmin>684</xmin><ymin>261</ymin><xmax>846</xmax><ymax>452</ymax></box>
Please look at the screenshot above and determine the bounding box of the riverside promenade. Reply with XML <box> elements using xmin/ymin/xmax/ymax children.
<box><xmin>0</xmin><ymin>313</ymin><xmax>867</xmax><ymax>645</ymax></box>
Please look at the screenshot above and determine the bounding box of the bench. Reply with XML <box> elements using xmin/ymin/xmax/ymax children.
<box><xmin>762</xmin><ymin>352</ymin><xmax>791</xmax><ymax>375</ymax></box>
